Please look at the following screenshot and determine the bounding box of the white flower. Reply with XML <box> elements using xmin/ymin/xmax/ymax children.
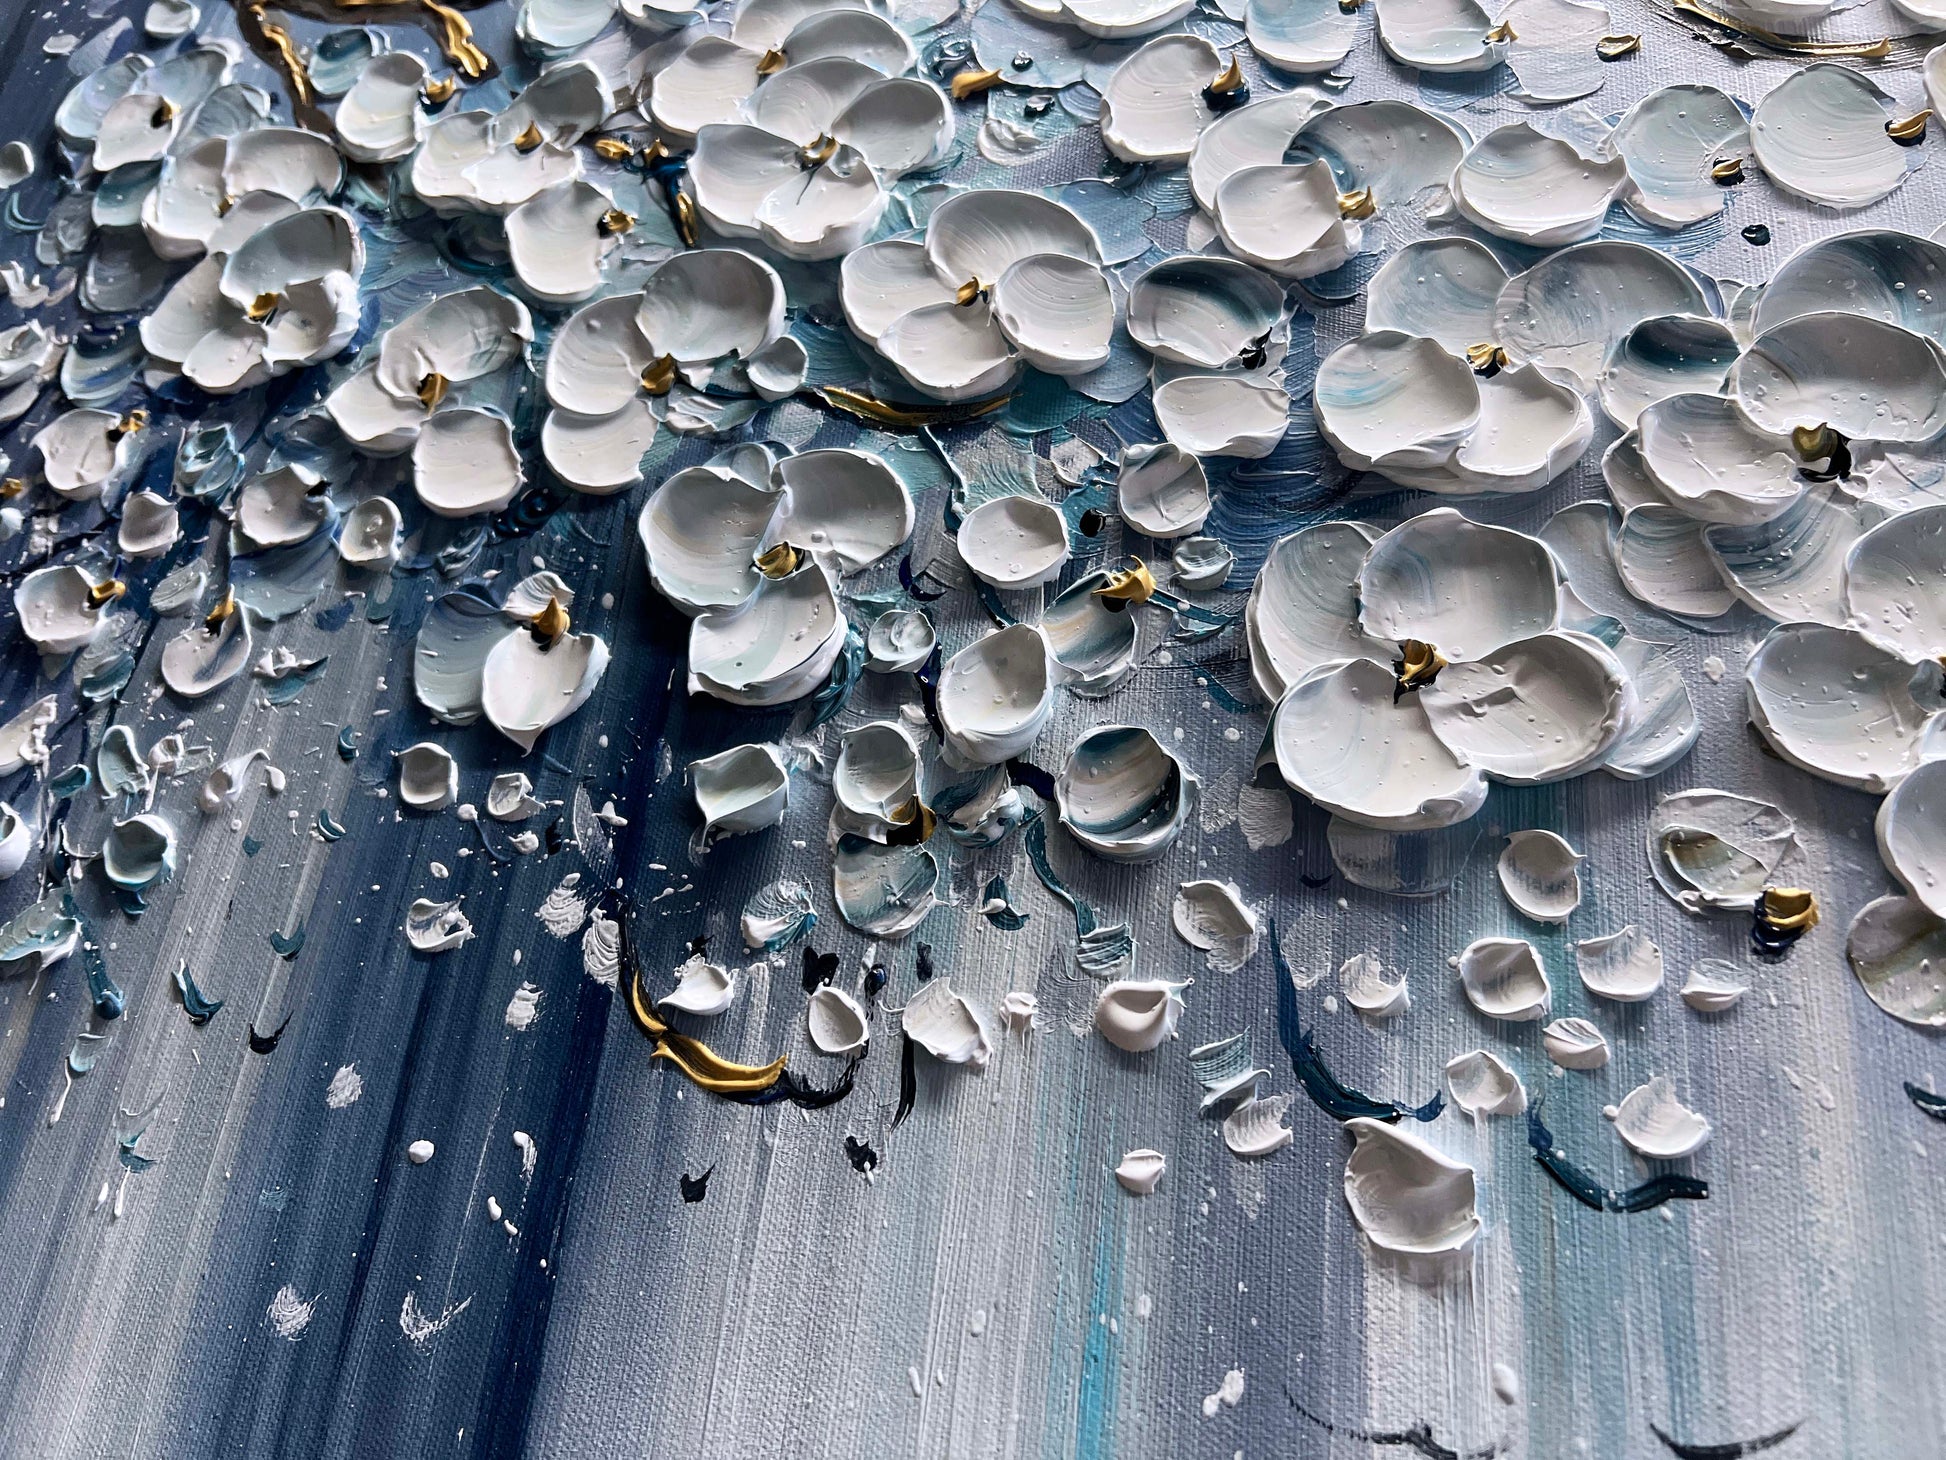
<box><xmin>687</xmin><ymin>61</ymin><xmax>953</xmax><ymax>261</ymax></box>
<box><xmin>840</xmin><ymin>190</ymin><xmax>1112</xmax><ymax>401</ymax></box>
<box><xmin>15</xmin><ymin>565</ymin><xmax>122</xmax><ymax>654</ymax></box>
<box><xmin>72</xmin><ymin>42</ymin><xmax>237</xmax><ymax>170</ymax></box>
<box><xmin>637</xmin><ymin>440</ymin><xmax>913</xmax><ymax>615</ymax></box>
<box><xmin>1127</xmin><ymin>255</ymin><xmax>1292</xmax><ymax>459</ymax></box>
<box><xmin>517</xmin><ymin>0</ymin><xmax>698</xmax><ymax>53</ymax></box>
<box><xmin>648</xmin><ymin>0</ymin><xmax>918</xmax><ymax>137</ymax></box>
<box><xmin>409</xmin><ymin>61</ymin><xmax>612</xmax><ymax>215</ymax></box>
<box><xmin>0</xmin><ymin>323</ymin><xmax>64</xmax><ymax>427</ymax></box>
<box><xmin>142</xmin><ymin>127</ymin><xmax>344</xmax><ymax>260</ymax></box>
<box><xmin>650</xmin><ymin>7</ymin><xmax>949</xmax><ymax>262</ymax></box>
<box><xmin>335</xmin><ymin>51</ymin><xmax>432</xmax><ymax>163</ymax></box>
<box><xmin>323</xmin><ymin>288</ymin><xmax>534</xmax><ymax>517</ymax></box>
<box><xmin>1001</xmin><ymin>0</ymin><xmax>1195</xmax><ymax>40</ymax></box>
<box><xmin>1314</xmin><ymin>329</ymin><xmax>1591</xmax><ymax>495</ymax></box>
<box><xmin>140</xmin><ymin>206</ymin><xmax>364</xmax><ymax>394</ymax></box>
<box><xmin>540</xmin><ymin>249</ymin><xmax>799</xmax><ymax>492</ymax></box>
<box><xmin>1202</xmin><ymin>98</ymin><xmax>1467</xmax><ymax>280</ymax></box>
<box><xmin>1100</xmin><ymin>34</ymin><xmax>1246</xmax><ymax>166</ymax></box>
<box><xmin>325</xmin><ymin>286</ymin><xmax>535</xmax><ymax>457</ymax></box>
<box><xmin>413</xmin><ymin>572</ymin><xmax>609</xmax><ymax>751</ymax></box>
<box><xmin>1261</xmin><ymin>509</ymin><xmax>1636</xmax><ymax>830</ymax></box>
<box><xmin>505</xmin><ymin>179</ymin><xmax>631</xmax><ymax>304</ymax></box>
<box><xmin>31</xmin><ymin>407</ymin><xmax>144</xmax><ymax>501</ymax></box>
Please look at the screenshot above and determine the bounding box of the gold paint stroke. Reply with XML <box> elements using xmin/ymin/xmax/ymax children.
<box><xmin>674</xmin><ymin>191</ymin><xmax>700</xmax><ymax>247</ymax></box>
<box><xmin>811</xmin><ymin>386</ymin><xmax>1012</xmax><ymax>429</ymax></box>
<box><xmin>1668</xmin><ymin>0</ymin><xmax>1891</xmax><ymax>59</ymax></box>
<box><xmin>754</xmin><ymin>543</ymin><xmax>801</xmax><ymax>578</ymax></box>
<box><xmin>950</xmin><ymin>66</ymin><xmax>1005</xmax><ymax>101</ymax></box>
<box><xmin>1207</xmin><ymin>55</ymin><xmax>1245</xmax><ymax>95</ymax></box>
<box><xmin>1397</xmin><ymin>639</ymin><xmax>1448</xmax><ymax>691</ymax></box>
<box><xmin>529</xmin><ymin>595</ymin><xmax>569</xmax><ymax>644</ymax></box>
<box><xmin>246</xmin><ymin>5</ymin><xmax>315</xmax><ymax>109</ymax></box>
<box><xmin>1466</xmin><ymin>342</ymin><xmax>1508</xmax><ymax>375</ymax></box>
<box><xmin>1093</xmin><ymin>561</ymin><xmax>1158</xmax><ymax>606</ymax></box>
<box><xmin>1887</xmin><ymin>110</ymin><xmax>1933</xmax><ymax>143</ymax></box>
<box><xmin>1760</xmin><ymin>887</ymin><xmax>1820</xmax><ymax>933</ymax></box>
<box><xmin>1336</xmin><ymin>187</ymin><xmax>1376</xmax><ymax>221</ymax></box>
<box><xmin>626</xmin><ymin>947</ymin><xmax>788</xmax><ymax>1095</ymax></box>
<box><xmin>418</xmin><ymin>0</ymin><xmax>491</xmax><ymax>77</ymax></box>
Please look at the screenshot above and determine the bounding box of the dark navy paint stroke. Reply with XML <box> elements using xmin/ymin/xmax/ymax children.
<box><xmin>717</xmin><ymin>1059</ymin><xmax>860</xmax><ymax>1111</ymax></box>
<box><xmin>246</xmin><ymin>1014</ymin><xmax>292</xmax><ymax>1055</ymax></box>
<box><xmin>269</xmin><ymin>926</ymin><xmax>306</xmax><ymax>959</ymax></box>
<box><xmin>1526</xmin><ymin>1106</ymin><xmax>1709</xmax><ymax>1213</ymax></box>
<box><xmin>479</xmin><ymin>953</ymin><xmax>620</xmax><ymax>1460</ymax></box>
<box><xmin>898</xmin><ymin>553</ymin><xmax>948</xmax><ymax>601</ymax></box>
<box><xmin>1650</xmin><ymin>1420</ymin><xmax>1801</xmax><ymax>1458</ymax></box>
<box><xmin>678</xmin><ymin>1168</ymin><xmax>711</xmax><ymax>1204</ymax></box>
<box><xmin>844</xmin><ymin>1135</ymin><xmax>879</xmax><ymax>1172</ymax></box>
<box><xmin>801</xmin><ymin>945</ymin><xmax>838</xmax><ymax>992</ymax></box>
<box><xmin>1005</xmin><ymin>757</ymin><xmax>1057</xmax><ymax>801</ymax></box>
<box><xmin>1271</xmin><ymin>919</ymin><xmax>1442</xmax><ymax>1124</ymax></box>
<box><xmin>974</xmin><ymin>580</ymin><xmax>1017</xmax><ymax>627</ymax></box>
<box><xmin>914</xmin><ymin>644</ymin><xmax>947</xmax><ymax>739</ymax></box>
<box><xmin>913</xmin><ymin>942</ymin><xmax>934</xmax><ymax>984</ymax></box>
<box><xmin>1289</xmin><ymin>1395</ymin><xmax>1505</xmax><ymax>1459</ymax></box>
<box><xmin>1903</xmin><ymin>1081</ymin><xmax>1946</xmax><ymax>1121</ymax></box>
<box><xmin>893</xmin><ymin>1034</ymin><xmax>918</xmax><ymax>1129</ymax></box>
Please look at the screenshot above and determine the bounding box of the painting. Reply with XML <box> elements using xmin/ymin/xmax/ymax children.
<box><xmin>1</xmin><ymin>0</ymin><xmax>1944</xmax><ymax>1456</ymax></box>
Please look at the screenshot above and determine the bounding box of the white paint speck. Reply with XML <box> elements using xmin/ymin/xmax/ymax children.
<box><xmin>399</xmin><ymin>1290</ymin><xmax>472</xmax><ymax>1350</ymax></box>
<box><xmin>407</xmin><ymin>1139</ymin><xmax>435</xmax><ymax>1164</ymax></box>
<box><xmin>267</xmin><ymin>1284</ymin><xmax>317</xmax><ymax>1341</ymax></box>
<box><xmin>505</xmin><ymin>983</ymin><xmax>543</xmax><ymax>1030</ymax></box>
<box><xmin>324</xmin><ymin>1064</ymin><xmax>363</xmax><ymax>1109</ymax></box>
<box><xmin>1702</xmin><ymin>655</ymin><xmax>1726</xmax><ymax>683</ymax></box>
<box><xmin>536</xmin><ymin>875</ymin><xmax>588</xmax><ymax>938</ymax></box>
<box><xmin>1201</xmin><ymin>1367</ymin><xmax>1245</xmax><ymax>1418</ymax></box>
<box><xmin>1492</xmin><ymin>1361</ymin><xmax>1521</xmax><ymax>1405</ymax></box>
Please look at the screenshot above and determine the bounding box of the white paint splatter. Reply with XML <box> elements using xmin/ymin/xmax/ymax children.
<box><xmin>505</xmin><ymin>983</ymin><xmax>543</xmax><ymax>1031</ymax></box>
<box><xmin>1702</xmin><ymin>654</ymin><xmax>1726</xmax><ymax>682</ymax></box>
<box><xmin>399</xmin><ymin>1290</ymin><xmax>472</xmax><ymax>1350</ymax></box>
<box><xmin>325</xmin><ymin>1064</ymin><xmax>363</xmax><ymax>1109</ymax></box>
<box><xmin>1199</xmin><ymin>769</ymin><xmax>1240</xmax><ymax>833</ymax></box>
<box><xmin>1492</xmin><ymin>1361</ymin><xmax>1522</xmax><ymax>1405</ymax></box>
<box><xmin>406</xmin><ymin>1139</ymin><xmax>435</xmax><ymax>1164</ymax></box>
<box><xmin>513</xmin><ymin>1129</ymin><xmax>537</xmax><ymax>1180</ymax></box>
<box><xmin>535</xmin><ymin>875</ymin><xmax>588</xmax><ymax>938</ymax></box>
<box><xmin>267</xmin><ymin>1284</ymin><xmax>317</xmax><ymax>1341</ymax></box>
<box><xmin>581</xmin><ymin>912</ymin><xmax>620</xmax><ymax>989</ymax></box>
<box><xmin>1236</xmin><ymin>784</ymin><xmax>1293</xmax><ymax>850</ymax></box>
<box><xmin>1201</xmin><ymin>1367</ymin><xmax>1245</xmax><ymax>1418</ymax></box>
